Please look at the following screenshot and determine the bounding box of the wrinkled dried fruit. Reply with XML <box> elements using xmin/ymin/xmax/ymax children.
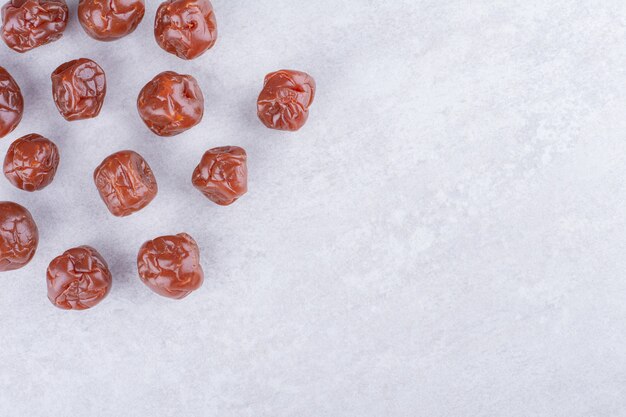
<box><xmin>257</xmin><ymin>70</ymin><xmax>316</xmax><ymax>131</ymax></box>
<box><xmin>46</xmin><ymin>246</ymin><xmax>112</xmax><ymax>310</ymax></box>
<box><xmin>192</xmin><ymin>146</ymin><xmax>247</xmax><ymax>206</ymax></box>
<box><xmin>137</xmin><ymin>71</ymin><xmax>204</xmax><ymax>136</ymax></box>
<box><xmin>0</xmin><ymin>201</ymin><xmax>38</xmax><ymax>272</ymax></box>
<box><xmin>93</xmin><ymin>150</ymin><xmax>158</xmax><ymax>217</ymax></box>
<box><xmin>4</xmin><ymin>134</ymin><xmax>60</xmax><ymax>191</ymax></box>
<box><xmin>51</xmin><ymin>58</ymin><xmax>106</xmax><ymax>121</ymax></box>
<box><xmin>154</xmin><ymin>0</ymin><xmax>217</xmax><ymax>60</ymax></box>
<box><xmin>137</xmin><ymin>233</ymin><xmax>204</xmax><ymax>299</ymax></box>
<box><xmin>0</xmin><ymin>66</ymin><xmax>22</xmax><ymax>138</ymax></box>
<box><xmin>78</xmin><ymin>0</ymin><xmax>145</xmax><ymax>41</ymax></box>
<box><xmin>1</xmin><ymin>0</ymin><xmax>69</xmax><ymax>53</ymax></box>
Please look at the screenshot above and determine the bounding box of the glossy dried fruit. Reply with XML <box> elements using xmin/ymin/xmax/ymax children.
<box><xmin>46</xmin><ymin>246</ymin><xmax>112</xmax><ymax>310</ymax></box>
<box><xmin>78</xmin><ymin>0</ymin><xmax>145</xmax><ymax>42</ymax></box>
<box><xmin>1</xmin><ymin>0</ymin><xmax>69</xmax><ymax>53</ymax></box>
<box><xmin>154</xmin><ymin>0</ymin><xmax>217</xmax><ymax>60</ymax></box>
<box><xmin>51</xmin><ymin>58</ymin><xmax>106</xmax><ymax>121</ymax></box>
<box><xmin>137</xmin><ymin>233</ymin><xmax>204</xmax><ymax>299</ymax></box>
<box><xmin>93</xmin><ymin>150</ymin><xmax>158</xmax><ymax>217</ymax></box>
<box><xmin>192</xmin><ymin>146</ymin><xmax>247</xmax><ymax>206</ymax></box>
<box><xmin>137</xmin><ymin>71</ymin><xmax>204</xmax><ymax>136</ymax></box>
<box><xmin>0</xmin><ymin>201</ymin><xmax>38</xmax><ymax>272</ymax></box>
<box><xmin>257</xmin><ymin>70</ymin><xmax>316</xmax><ymax>131</ymax></box>
<box><xmin>4</xmin><ymin>134</ymin><xmax>60</xmax><ymax>191</ymax></box>
<box><xmin>0</xmin><ymin>66</ymin><xmax>23</xmax><ymax>138</ymax></box>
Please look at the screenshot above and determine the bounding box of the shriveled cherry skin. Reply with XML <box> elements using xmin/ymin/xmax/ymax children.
<box><xmin>1</xmin><ymin>0</ymin><xmax>69</xmax><ymax>53</ymax></box>
<box><xmin>0</xmin><ymin>201</ymin><xmax>38</xmax><ymax>272</ymax></box>
<box><xmin>137</xmin><ymin>71</ymin><xmax>204</xmax><ymax>136</ymax></box>
<box><xmin>4</xmin><ymin>134</ymin><xmax>60</xmax><ymax>192</ymax></box>
<box><xmin>154</xmin><ymin>0</ymin><xmax>217</xmax><ymax>60</ymax></box>
<box><xmin>0</xmin><ymin>66</ymin><xmax>22</xmax><ymax>138</ymax></box>
<box><xmin>78</xmin><ymin>0</ymin><xmax>145</xmax><ymax>42</ymax></box>
<box><xmin>137</xmin><ymin>233</ymin><xmax>204</xmax><ymax>299</ymax></box>
<box><xmin>257</xmin><ymin>70</ymin><xmax>316</xmax><ymax>131</ymax></box>
<box><xmin>46</xmin><ymin>246</ymin><xmax>112</xmax><ymax>310</ymax></box>
<box><xmin>192</xmin><ymin>146</ymin><xmax>247</xmax><ymax>206</ymax></box>
<box><xmin>93</xmin><ymin>150</ymin><xmax>158</xmax><ymax>217</ymax></box>
<box><xmin>51</xmin><ymin>58</ymin><xmax>106</xmax><ymax>121</ymax></box>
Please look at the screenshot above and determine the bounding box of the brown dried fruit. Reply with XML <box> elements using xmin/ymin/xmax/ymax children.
<box><xmin>78</xmin><ymin>0</ymin><xmax>145</xmax><ymax>41</ymax></box>
<box><xmin>257</xmin><ymin>70</ymin><xmax>316</xmax><ymax>131</ymax></box>
<box><xmin>51</xmin><ymin>58</ymin><xmax>106</xmax><ymax>121</ymax></box>
<box><xmin>1</xmin><ymin>0</ymin><xmax>69</xmax><ymax>53</ymax></box>
<box><xmin>154</xmin><ymin>0</ymin><xmax>217</xmax><ymax>60</ymax></box>
<box><xmin>46</xmin><ymin>246</ymin><xmax>112</xmax><ymax>310</ymax></box>
<box><xmin>0</xmin><ymin>66</ymin><xmax>22</xmax><ymax>138</ymax></box>
<box><xmin>137</xmin><ymin>71</ymin><xmax>204</xmax><ymax>136</ymax></box>
<box><xmin>93</xmin><ymin>150</ymin><xmax>158</xmax><ymax>217</ymax></box>
<box><xmin>3</xmin><ymin>134</ymin><xmax>60</xmax><ymax>192</ymax></box>
<box><xmin>0</xmin><ymin>201</ymin><xmax>38</xmax><ymax>272</ymax></box>
<box><xmin>192</xmin><ymin>146</ymin><xmax>247</xmax><ymax>206</ymax></box>
<box><xmin>137</xmin><ymin>233</ymin><xmax>204</xmax><ymax>299</ymax></box>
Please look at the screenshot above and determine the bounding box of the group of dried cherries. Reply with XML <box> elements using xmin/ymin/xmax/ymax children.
<box><xmin>0</xmin><ymin>0</ymin><xmax>316</xmax><ymax>309</ymax></box>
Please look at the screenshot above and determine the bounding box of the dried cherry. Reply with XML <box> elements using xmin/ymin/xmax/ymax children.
<box><xmin>137</xmin><ymin>71</ymin><xmax>204</xmax><ymax>136</ymax></box>
<box><xmin>1</xmin><ymin>0</ymin><xmax>69</xmax><ymax>52</ymax></box>
<box><xmin>192</xmin><ymin>146</ymin><xmax>247</xmax><ymax>206</ymax></box>
<box><xmin>154</xmin><ymin>0</ymin><xmax>217</xmax><ymax>60</ymax></box>
<box><xmin>3</xmin><ymin>133</ymin><xmax>60</xmax><ymax>191</ymax></box>
<box><xmin>46</xmin><ymin>246</ymin><xmax>112</xmax><ymax>310</ymax></box>
<box><xmin>0</xmin><ymin>66</ymin><xmax>22</xmax><ymax>138</ymax></box>
<box><xmin>93</xmin><ymin>150</ymin><xmax>158</xmax><ymax>217</ymax></box>
<box><xmin>137</xmin><ymin>233</ymin><xmax>204</xmax><ymax>299</ymax></box>
<box><xmin>51</xmin><ymin>58</ymin><xmax>107</xmax><ymax>121</ymax></box>
<box><xmin>78</xmin><ymin>0</ymin><xmax>145</xmax><ymax>41</ymax></box>
<box><xmin>0</xmin><ymin>201</ymin><xmax>38</xmax><ymax>272</ymax></box>
<box><xmin>257</xmin><ymin>70</ymin><xmax>316</xmax><ymax>131</ymax></box>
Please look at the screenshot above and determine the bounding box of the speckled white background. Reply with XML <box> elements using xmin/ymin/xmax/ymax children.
<box><xmin>1</xmin><ymin>0</ymin><xmax>625</xmax><ymax>415</ymax></box>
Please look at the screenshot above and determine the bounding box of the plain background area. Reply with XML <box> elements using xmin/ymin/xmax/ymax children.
<box><xmin>1</xmin><ymin>0</ymin><xmax>626</xmax><ymax>415</ymax></box>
